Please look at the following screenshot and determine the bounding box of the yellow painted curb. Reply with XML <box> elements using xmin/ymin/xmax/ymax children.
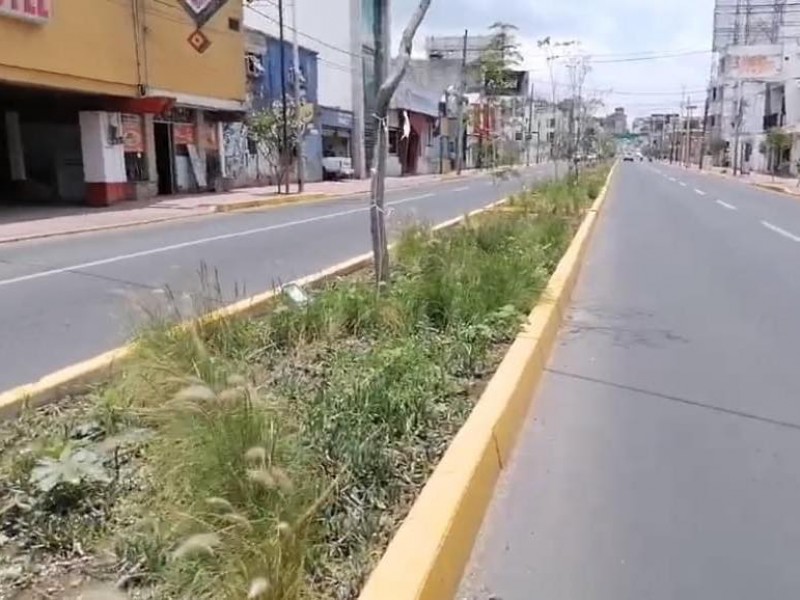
<box><xmin>0</xmin><ymin>256</ymin><xmax>372</xmax><ymax>420</ymax></box>
<box><xmin>357</xmin><ymin>163</ymin><xmax>618</xmax><ymax>600</ymax></box>
<box><xmin>0</xmin><ymin>196</ymin><xmax>513</xmax><ymax>420</ymax></box>
<box><xmin>0</xmin><ymin>346</ymin><xmax>134</xmax><ymax>420</ymax></box>
<box><xmin>752</xmin><ymin>182</ymin><xmax>800</xmax><ymax>200</ymax></box>
<box><xmin>700</xmin><ymin>168</ymin><xmax>800</xmax><ymax>202</ymax></box>
<box><xmin>214</xmin><ymin>192</ymin><xmax>329</xmax><ymax>213</ymax></box>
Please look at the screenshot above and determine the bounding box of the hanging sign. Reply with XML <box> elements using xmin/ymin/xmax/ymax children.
<box><xmin>178</xmin><ymin>0</ymin><xmax>227</xmax><ymax>27</ymax></box>
<box><xmin>0</xmin><ymin>0</ymin><xmax>51</xmax><ymax>23</ymax></box>
<box><xmin>122</xmin><ymin>114</ymin><xmax>145</xmax><ymax>153</ymax></box>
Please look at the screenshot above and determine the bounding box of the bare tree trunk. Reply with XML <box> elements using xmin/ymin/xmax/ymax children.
<box><xmin>369</xmin><ymin>0</ymin><xmax>433</xmax><ymax>284</ymax></box>
<box><xmin>371</xmin><ymin>127</ymin><xmax>390</xmax><ymax>280</ymax></box>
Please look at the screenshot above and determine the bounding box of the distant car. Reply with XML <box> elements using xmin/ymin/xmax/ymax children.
<box><xmin>623</xmin><ymin>154</ymin><xmax>634</xmax><ymax>162</ymax></box>
<box><xmin>322</xmin><ymin>156</ymin><xmax>354</xmax><ymax>180</ymax></box>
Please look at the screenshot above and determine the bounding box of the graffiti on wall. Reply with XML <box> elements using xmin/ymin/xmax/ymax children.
<box><xmin>223</xmin><ymin>122</ymin><xmax>250</xmax><ymax>184</ymax></box>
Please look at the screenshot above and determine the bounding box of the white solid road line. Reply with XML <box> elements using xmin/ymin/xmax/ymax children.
<box><xmin>716</xmin><ymin>200</ymin><xmax>737</xmax><ymax>210</ymax></box>
<box><xmin>0</xmin><ymin>192</ymin><xmax>442</xmax><ymax>289</ymax></box>
<box><xmin>761</xmin><ymin>220</ymin><xmax>800</xmax><ymax>242</ymax></box>
<box><xmin>398</xmin><ymin>193</ymin><xmax>434</xmax><ymax>202</ymax></box>
<box><xmin>694</xmin><ymin>188</ymin><xmax>706</xmax><ymax>195</ymax></box>
<box><xmin>679</xmin><ymin>182</ymin><xmax>688</xmax><ymax>187</ymax></box>
<box><xmin>452</xmin><ymin>186</ymin><xmax>470</xmax><ymax>192</ymax></box>
<box><xmin>668</xmin><ymin>177</ymin><xmax>676</xmax><ymax>182</ymax></box>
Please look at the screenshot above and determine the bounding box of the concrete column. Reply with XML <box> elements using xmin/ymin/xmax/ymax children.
<box><xmin>79</xmin><ymin>111</ymin><xmax>128</xmax><ymax>206</ymax></box>
<box><xmin>217</xmin><ymin>121</ymin><xmax>227</xmax><ymax>178</ymax></box>
<box><xmin>4</xmin><ymin>111</ymin><xmax>26</xmax><ymax>181</ymax></box>
<box><xmin>349</xmin><ymin>0</ymin><xmax>366</xmax><ymax>179</ymax></box>
<box><xmin>143</xmin><ymin>114</ymin><xmax>157</xmax><ymax>184</ymax></box>
<box><xmin>193</xmin><ymin>110</ymin><xmax>208</xmax><ymax>188</ymax></box>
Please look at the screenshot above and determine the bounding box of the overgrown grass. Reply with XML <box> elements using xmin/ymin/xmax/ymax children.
<box><xmin>0</xmin><ymin>166</ymin><xmax>609</xmax><ymax>599</ymax></box>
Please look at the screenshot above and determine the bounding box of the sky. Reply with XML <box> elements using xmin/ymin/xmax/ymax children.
<box><xmin>391</xmin><ymin>0</ymin><xmax>717</xmax><ymax>120</ymax></box>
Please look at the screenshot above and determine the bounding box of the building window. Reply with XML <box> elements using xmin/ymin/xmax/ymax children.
<box><xmin>388</xmin><ymin>128</ymin><xmax>399</xmax><ymax>154</ymax></box>
<box><xmin>548</xmin><ymin>131</ymin><xmax>555</xmax><ymax>142</ymax></box>
<box><xmin>362</xmin><ymin>0</ymin><xmax>379</xmax><ymax>49</ymax></box>
<box><xmin>549</xmin><ymin>118</ymin><xmax>556</xmax><ymax>128</ymax></box>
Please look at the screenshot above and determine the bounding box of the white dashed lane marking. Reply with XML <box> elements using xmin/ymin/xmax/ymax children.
<box><xmin>716</xmin><ymin>200</ymin><xmax>737</xmax><ymax>211</ymax></box>
<box><xmin>762</xmin><ymin>220</ymin><xmax>800</xmax><ymax>242</ymax></box>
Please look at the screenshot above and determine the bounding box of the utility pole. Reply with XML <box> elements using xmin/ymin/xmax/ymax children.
<box><xmin>698</xmin><ymin>94</ymin><xmax>711</xmax><ymax>170</ymax></box>
<box><xmin>291</xmin><ymin>0</ymin><xmax>304</xmax><ymax>193</ymax></box>
<box><xmin>455</xmin><ymin>29</ymin><xmax>468</xmax><ymax>175</ymax></box>
<box><xmin>278</xmin><ymin>0</ymin><xmax>289</xmax><ymax>194</ymax></box>
<box><xmin>685</xmin><ymin>98</ymin><xmax>697</xmax><ymax>167</ymax></box>
<box><xmin>536</xmin><ymin>122</ymin><xmax>541</xmax><ymax>163</ymax></box>
<box><xmin>566</xmin><ymin>62</ymin><xmax>577</xmax><ymax>175</ymax></box>
<box><xmin>733</xmin><ymin>81</ymin><xmax>744</xmax><ymax>175</ymax></box>
<box><xmin>526</xmin><ymin>79</ymin><xmax>534</xmax><ymax>166</ymax></box>
<box><xmin>698</xmin><ymin>57</ymin><xmax>716</xmax><ymax>170</ymax></box>
<box><xmin>670</xmin><ymin>115</ymin><xmax>678</xmax><ymax>163</ymax></box>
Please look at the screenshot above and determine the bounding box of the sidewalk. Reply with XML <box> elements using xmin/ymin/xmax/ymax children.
<box><xmin>669</xmin><ymin>161</ymin><xmax>800</xmax><ymax>198</ymax></box>
<box><xmin>0</xmin><ymin>171</ymin><xmax>477</xmax><ymax>244</ymax></box>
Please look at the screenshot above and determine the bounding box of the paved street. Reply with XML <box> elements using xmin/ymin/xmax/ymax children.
<box><xmin>459</xmin><ymin>161</ymin><xmax>800</xmax><ymax>599</ymax></box>
<box><xmin>0</xmin><ymin>164</ymin><xmax>558</xmax><ymax>392</ymax></box>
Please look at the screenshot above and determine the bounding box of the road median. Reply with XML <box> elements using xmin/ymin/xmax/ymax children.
<box><xmin>0</xmin><ymin>164</ymin><xmax>614</xmax><ymax>599</ymax></box>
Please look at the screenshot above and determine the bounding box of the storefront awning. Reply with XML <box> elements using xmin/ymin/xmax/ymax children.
<box><xmin>391</xmin><ymin>82</ymin><xmax>441</xmax><ymax>118</ymax></box>
<box><xmin>107</xmin><ymin>96</ymin><xmax>175</xmax><ymax>115</ymax></box>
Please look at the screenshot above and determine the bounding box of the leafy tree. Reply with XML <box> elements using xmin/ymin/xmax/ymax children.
<box><xmin>479</xmin><ymin>22</ymin><xmax>523</xmax><ymax>97</ymax></box>
<box><xmin>248</xmin><ymin>99</ymin><xmax>314</xmax><ymax>193</ymax></box>
<box><xmin>765</xmin><ymin>127</ymin><xmax>792</xmax><ymax>175</ymax></box>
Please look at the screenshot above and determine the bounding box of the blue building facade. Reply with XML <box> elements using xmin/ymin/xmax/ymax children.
<box><xmin>257</xmin><ymin>37</ymin><xmax>319</xmax><ymax>107</ymax></box>
<box><xmin>250</xmin><ymin>34</ymin><xmax>323</xmax><ymax>182</ymax></box>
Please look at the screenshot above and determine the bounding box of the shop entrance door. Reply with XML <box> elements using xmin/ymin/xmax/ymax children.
<box><xmin>154</xmin><ymin>122</ymin><xmax>174</xmax><ymax>194</ymax></box>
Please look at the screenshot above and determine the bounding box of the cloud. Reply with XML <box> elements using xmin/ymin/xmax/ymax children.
<box><xmin>391</xmin><ymin>0</ymin><xmax>715</xmax><ymax>118</ymax></box>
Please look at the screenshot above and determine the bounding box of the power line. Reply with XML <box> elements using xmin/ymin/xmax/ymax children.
<box><xmin>245</xmin><ymin>2</ymin><xmax>360</xmax><ymax>59</ymax></box>
<box><xmin>587</xmin><ymin>47</ymin><xmax>711</xmax><ymax>59</ymax></box>
<box><xmin>540</xmin><ymin>49</ymin><xmax>712</xmax><ymax>64</ymax></box>
<box><xmin>592</xmin><ymin>49</ymin><xmax>711</xmax><ymax>64</ymax></box>
<box><xmin>530</xmin><ymin>78</ymin><xmax>706</xmax><ymax>96</ymax></box>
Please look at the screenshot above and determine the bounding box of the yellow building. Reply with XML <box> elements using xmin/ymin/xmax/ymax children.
<box><xmin>0</xmin><ymin>0</ymin><xmax>246</xmax><ymax>205</ymax></box>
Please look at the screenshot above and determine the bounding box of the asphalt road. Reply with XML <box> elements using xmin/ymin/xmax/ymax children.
<box><xmin>459</xmin><ymin>162</ymin><xmax>800</xmax><ymax>599</ymax></box>
<box><xmin>0</xmin><ymin>164</ymin><xmax>560</xmax><ymax>392</ymax></box>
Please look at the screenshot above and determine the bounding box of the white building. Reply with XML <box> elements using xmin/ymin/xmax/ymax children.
<box><xmin>529</xmin><ymin>101</ymin><xmax>570</xmax><ymax>160</ymax></box>
<box><xmin>708</xmin><ymin>42</ymin><xmax>800</xmax><ymax>173</ymax></box>
<box><xmin>709</xmin><ymin>0</ymin><xmax>800</xmax><ymax>173</ymax></box>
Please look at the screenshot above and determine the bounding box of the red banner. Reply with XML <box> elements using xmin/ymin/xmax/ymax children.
<box><xmin>173</xmin><ymin>123</ymin><xmax>196</xmax><ymax>146</ymax></box>
<box><xmin>122</xmin><ymin>114</ymin><xmax>145</xmax><ymax>153</ymax></box>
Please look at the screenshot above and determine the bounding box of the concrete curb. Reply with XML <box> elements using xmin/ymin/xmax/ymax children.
<box><xmin>0</xmin><ymin>195</ymin><xmax>512</xmax><ymax>420</ymax></box>
<box><xmin>357</xmin><ymin>163</ymin><xmax>618</xmax><ymax>600</ymax></box>
<box><xmin>0</xmin><ymin>172</ymin><xmax>494</xmax><ymax>247</ymax></box>
<box><xmin>0</xmin><ymin>193</ymin><xmax>334</xmax><ymax>247</ymax></box>
<box><xmin>0</xmin><ymin>212</ymin><xmax>206</xmax><ymax>246</ymax></box>
<box><xmin>694</xmin><ymin>166</ymin><xmax>800</xmax><ymax>200</ymax></box>
<box><xmin>212</xmin><ymin>192</ymin><xmax>329</xmax><ymax>213</ymax></box>
<box><xmin>752</xmin><ymin>181</ymin><xmax>800</xmax><ymax>198</ymax></box>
